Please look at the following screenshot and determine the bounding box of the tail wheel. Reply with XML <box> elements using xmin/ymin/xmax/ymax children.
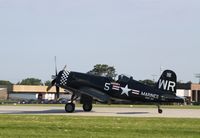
<box><xmin>158</xmin><ymin>109</ymin><xmax>163</xmax><ymax>114</ymax></box>
<box><xmin>83</xmin><ymin>103</ymin><xmax>92</xmax><ymax>112</ymax></box>
<box><xmin>65</xmin><ymin>103</ymin><xmax>75</xmax><ymax>113</ymax></box>
<box><xmin>157</xmin><ymin>104</ymin><xmax>163</xmax><ymax>114</ymax></box>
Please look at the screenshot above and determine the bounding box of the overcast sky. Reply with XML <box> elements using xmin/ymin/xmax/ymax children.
<box><xmin>0</xmin><ymin>0</ymin><xmax>200</xmax><ymax>83</ymax></box>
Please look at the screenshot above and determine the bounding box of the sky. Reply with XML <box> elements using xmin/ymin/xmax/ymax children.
<box><xmin>0</xmin><ymin>0</ymin><xmax>200</xmax><ymax>83</ymax></box>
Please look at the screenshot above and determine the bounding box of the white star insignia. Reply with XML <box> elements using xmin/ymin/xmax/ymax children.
<box><xmin>121</xmin><ymin>85</ymin><xmax>131</xmax><ymax>96</ymax></box>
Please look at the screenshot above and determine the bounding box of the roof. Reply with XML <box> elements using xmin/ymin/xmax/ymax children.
<box><xmin>11</xmin><ymin>85</ymin><xmax>65</xmax><ymax>93</ymax></box>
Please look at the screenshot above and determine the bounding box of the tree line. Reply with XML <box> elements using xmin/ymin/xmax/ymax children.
<box><xmin>0</xmin><ymin>64</ymin><xmax>155</xmax><ymax>86</ymax></box>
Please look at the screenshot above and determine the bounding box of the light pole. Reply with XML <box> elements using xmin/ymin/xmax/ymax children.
<box><xmin>194</xmin><ymin>73</ymin><xmax>200</xmax><ymax>84</ymax></box>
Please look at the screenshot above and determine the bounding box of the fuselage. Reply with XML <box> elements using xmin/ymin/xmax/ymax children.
<box><xmin>56</xmin><ymin>71</ymin><xmax>183</xmax><ymax>103</ymax></box>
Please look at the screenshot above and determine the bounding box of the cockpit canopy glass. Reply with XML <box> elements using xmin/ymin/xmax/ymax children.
<box><xmin>117</xmin><ymin>74</ymin><xmax>132</xmax><ymax>84</ymax></box>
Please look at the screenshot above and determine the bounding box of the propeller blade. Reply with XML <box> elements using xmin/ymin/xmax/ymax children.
<box><xmin>49</xmin><ymin>56</ymin><xmax>60</xmax><ymax>100</ymax></box>
<box><xmin>46</xmin><ymin>78</ymin><xmax>60</xmax><ymax>100</ymax></box>
<box><xmin>63</xmin><ymin>65</ymin><xmax>67</xmax><ymax>71</ymax></box>
<box><xmin>46</xmin><ymin>85</ymin><xmax>52</xmax><ymax>92</ymax></box>
<box><xmin>55</xmin><ymin>56</ymin><xmax>58</xmax><ymax>76</ymax></box>
<box><xmin>46</xmin><ymin>79</ymin><xmax>56</xmax><ymax>91</ymax></box>
<box><xmin>56</xmin><ymin>86</ymin><xmax>60</xmax><ymax>99</ymax></box>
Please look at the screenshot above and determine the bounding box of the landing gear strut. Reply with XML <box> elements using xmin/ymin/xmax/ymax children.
<box><xmin>65</xmin><ymin>93</ymin><xmax>78</xmax><ymax>113</ymax></box>
<box><xmin>157</xmin><ymin>104</ymin><xmax>163</xmax><ymax>114</ymax></box>
<box><xmin>64</xmin><ymin>93</ymin><xmax>93</xmax><ymax>113</ymax></box>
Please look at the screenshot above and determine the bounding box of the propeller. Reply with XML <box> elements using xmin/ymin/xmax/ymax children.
<box><xmin>46</xmin><ymin>56</ymin><xmax>60</xmax><ymax>100</ymax></box>
<box><xmin>54</xmin><ymin>56</ymin><xmax>60</xmax><ymax>99</ymax></box>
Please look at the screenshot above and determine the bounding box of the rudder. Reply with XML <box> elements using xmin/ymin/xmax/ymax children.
<box><xmin>156</xmin><ymin>70</ymin><xmax>177</xmax><ymax>94</ymax></box>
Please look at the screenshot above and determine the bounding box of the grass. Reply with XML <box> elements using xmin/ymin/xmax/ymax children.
<box><xmin>0</xmin><ymin>115</ymin><xmax>199</xmax><ymax>138</ymax></box>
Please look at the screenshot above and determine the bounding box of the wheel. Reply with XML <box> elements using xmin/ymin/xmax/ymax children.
<box><xmin>65</xmin><ymin>103</ymin><xmax>75</xmax><ymax>113</ymax></box>
<box><xmin>158</xmin><ymin>109</ymin><xmax>163</xmax><ymax>114</ymax></box>
<box><xmin>83</xmin><ymin>103</ymin><xmax>92</xmax><ymax>112</ymax></box>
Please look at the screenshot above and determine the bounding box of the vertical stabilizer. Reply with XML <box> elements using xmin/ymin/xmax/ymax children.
<box><xmin>156</xmin><ymin>70</ymin><xmax>177</xmax><ymax>94</ymax></box>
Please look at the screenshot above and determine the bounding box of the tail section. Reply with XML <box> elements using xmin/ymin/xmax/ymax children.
<box><xmin>156</xmin><ymin>70</ymin><xmax>177</xmax><ymax>94</ymax></box>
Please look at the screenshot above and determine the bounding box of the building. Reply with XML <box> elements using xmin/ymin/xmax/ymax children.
<box><xmin>0</xmin><ymin>85</ymin><xmax>8</xmax><ymax>99</ymax></box>
<box><xmin>0</xmin><ymin>85</ymin><xmax>67</xmax><ymax>100</ymax></box>
<box><xmin>191</xmin><ymin>84</ymin><xmax>200</xmax><ymax>103</ymax></box>
<box><xmin>177</xmin><ymin>83</ymin><xmax>200</xmax><ymax>104</ymax></box>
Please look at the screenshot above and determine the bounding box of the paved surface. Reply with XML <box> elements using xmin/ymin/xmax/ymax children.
<box><xmin>0</xmin><ymin>106</ymin><xmax>200</xmax><ymax>118</ymax></box>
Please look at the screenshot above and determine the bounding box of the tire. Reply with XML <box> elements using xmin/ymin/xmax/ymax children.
<box><xmin>83</xmin><ymin>103</ymin><xmax>92</xmax><ymax>112</ymax></box>
<box><xmin>158</xmin><ymin>109</ymin><xmax>163</xmax><ymax>114</ymax></box>
<box><xmin>65</xmin><ymin>103</ymin><xmax>75</xmax><ymax>113</ymax></box>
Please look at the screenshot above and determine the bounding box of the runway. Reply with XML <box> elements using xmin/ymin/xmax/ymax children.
<box><xmin>0</xmin><ymin>105</ymin><xmax>199</xmax><ymax>118</ymax></box>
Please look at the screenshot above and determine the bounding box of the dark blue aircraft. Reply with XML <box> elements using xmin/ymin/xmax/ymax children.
<box><xmin>47</xmin><ymin>66</ymin><xmax>184</xmax><ymax>114</ymax></box>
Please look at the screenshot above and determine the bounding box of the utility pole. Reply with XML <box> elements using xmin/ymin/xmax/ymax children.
<box><xmin>151</xmin><ymin>74</ymin><xmax>157</xmax><ymax>82</ymax></box>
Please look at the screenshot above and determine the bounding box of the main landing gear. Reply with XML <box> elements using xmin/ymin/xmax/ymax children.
<box><xmin>157</xmin><ymin>104</ymin><xmax>163</xmax><ymax>114</ymax></box>
<box><xmin>65</xmin><ymin>93</ymin><xmax>77</xmax><ymax>113</ymax></box>
<box><xmin>64</xmin><ymin>94</ymin><xmax>93</xmax><ymax>113</ymax></box>
<box><xmin>65</xmin><ymin>103</ymin><xmax>75</xmax><ymax>113</ymax></box>
<box><xmin>65</xmin><ymin>102</ymin><xmax>93</xmax><ymax>113</ymax></box>
<box><xmin>83</xmin><ymin>103</ymin><xmax>93</xmax><ymax>112</ymax></box>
